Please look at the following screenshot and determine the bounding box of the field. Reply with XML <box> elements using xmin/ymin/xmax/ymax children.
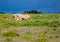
<box><xmin>0</xmin><ymin>14</ymin><xmax>60</xmax><ymax>42</ymax></box>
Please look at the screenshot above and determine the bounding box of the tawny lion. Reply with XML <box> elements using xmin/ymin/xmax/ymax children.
<box><xmin>12</xmin><ymin>13</ymin><xmax>30</xmax><ymax>20</ymax></box>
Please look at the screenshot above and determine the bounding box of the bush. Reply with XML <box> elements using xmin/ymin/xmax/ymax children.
<box><xmin>0</xmin><ymin>12</ymin><xmax>5</xmax><ymax>14</ymax></box>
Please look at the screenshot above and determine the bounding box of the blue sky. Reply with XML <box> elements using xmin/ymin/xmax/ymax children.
<box><xmin>0</xmin><ymin>0</ymin><xmax>60</xmax><ymax>13</ymax></box>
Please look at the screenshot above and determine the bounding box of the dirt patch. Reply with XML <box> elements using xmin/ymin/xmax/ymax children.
<box><xmin>0</xmin><ymin>26</ymin><xmax>60</xmax><ymax>42</ymax></box>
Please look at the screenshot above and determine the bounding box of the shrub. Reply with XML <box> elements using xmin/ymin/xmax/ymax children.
<box><xmin>20</xmin><ymin>34</ymin><xmax>32</xmax><ymax>40</ymax></box>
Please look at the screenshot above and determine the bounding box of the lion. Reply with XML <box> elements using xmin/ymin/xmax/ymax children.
<box><xmin>12</xmin><ymin>13</ymin><xmax>30</xmax><ymax>20</ymax></box>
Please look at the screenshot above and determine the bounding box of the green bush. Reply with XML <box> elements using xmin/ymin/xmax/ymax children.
<box><xmin>20</xmin><ymin>34</ymin><xmax>32</xmax><ymax>40</ymax></box>
<box><xmin>2</xmin><ymin>30</ymin><xmax>19</xmax><ymax>37</ymax></box>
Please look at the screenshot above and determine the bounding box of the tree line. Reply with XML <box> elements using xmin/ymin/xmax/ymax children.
<box><xmin>0</xmin><ymin>10</ymin><xmax>43</xmax><ymax>14</ymax></box>
<box><xmin>24</xmin><ymin>10</ymin><xmax>43</xmax><ymax>14</ymax></box>
<box><xmin>0</xmin><ymin>10</ymin><xmax>60</xmax><ymax>14</ymax></box>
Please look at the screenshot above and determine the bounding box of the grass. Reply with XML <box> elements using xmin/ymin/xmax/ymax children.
<box><xmin>0</xmin><ymin>14</ymin><xmax>60</xmax><ymax>28</ymax></box>
<box><xmin>1</xmin><ymin>30</ymin><xmax>19</xmax><ymax>41</ymax></box>
<box><xmin>2</xmin><ymin>30</ymin><xmax>19</xmax><ymax>37</ymax></box>
<box><xmin>0</xmin><ymin>26</ymin><xmax>60</xmax><ymax>42</ymax></box>
<box><xmin>20</xmin><ymin>34</ymin><xmax>32</xmax><ymax>40</ymax></box>
<box><xmin>0</xmin><ymin>13</ymin><xmax>60</xmax><ymax>42</ymax></box>
<box><xmin>19</xmin><ymin>30</ymin><xmax>49</xmax><ymax>42</ymax></box>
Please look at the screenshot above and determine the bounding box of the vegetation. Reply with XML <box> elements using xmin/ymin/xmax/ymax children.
<box><xmin>0</xmin><ymin>13</ymin><xmax>60</xmax><ymax>42</ymax></box>
<box><xmin>2</xmin><ymin>30</ymin><xmax>19</xmax><ymax>37</ymax></box>
<box><xmin>0</xmin><ymin>26</ymin><xmax>60</xmax><ymax>42</ymax></box>
<box><xmin>0</xmin><ymin>14</ymin><xmax>60</xmax><ymax>28</ymax></box>
<box><xmin>24</xmin><ymin>10</ymin><xmax>43</xmax><ymax>14</ymax></box>
<box><xmin>1</xmin><ymin>30</ymin><xmax>19</xmax><ymax>41</ymax></box>
<box><xmin>0</xmin><ymin>12</ymin><xmax>5</xmax><ymax>14</ymax></box>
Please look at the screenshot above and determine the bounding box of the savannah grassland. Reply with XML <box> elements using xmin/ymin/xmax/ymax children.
<box><xmin>0</xmin><ymin>14</ymin><xmax>60</xmax><ymax>42</ymax></box>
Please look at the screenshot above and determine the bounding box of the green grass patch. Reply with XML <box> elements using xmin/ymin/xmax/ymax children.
<box><xmin>1</xmin><ymin>30</ymin><xmax>19</xmax><ymax>41</ymax></box>
<box><xmin>0</xmin><ymin>14</ymin><xmax>60</xmax><ymax>27</ymax></box>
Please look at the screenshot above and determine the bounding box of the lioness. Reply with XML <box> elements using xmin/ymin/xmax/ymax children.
<box><xmin>13</xmin><ymin>13</ymin><xmax>30</xmax><ymax>20</ymax></box>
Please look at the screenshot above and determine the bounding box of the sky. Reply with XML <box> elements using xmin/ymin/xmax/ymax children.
<box><xmin>0</xmin><ymin>0</ymin><xmax>60</xmax><ymax>13</ymax></box>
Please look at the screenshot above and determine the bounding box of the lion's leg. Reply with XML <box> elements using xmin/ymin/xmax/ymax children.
<box><xmin>15</xmin><ymin>15</ymin><xmax>19</xmax><ymax>20</ymax></box>
<box><xmin>16</xmin><ymin>17</ymin><xmax>19</xmax><ymax>20</ymax></box>
<box><xmin>15</xmin><ymin>16</ymin><xmax>17</xmax><ymax>19</ymax></box>
<box><xmin>19</xmin><ymin>17</ymin><xmax>22</xmax><ymax>20</ymax></box>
